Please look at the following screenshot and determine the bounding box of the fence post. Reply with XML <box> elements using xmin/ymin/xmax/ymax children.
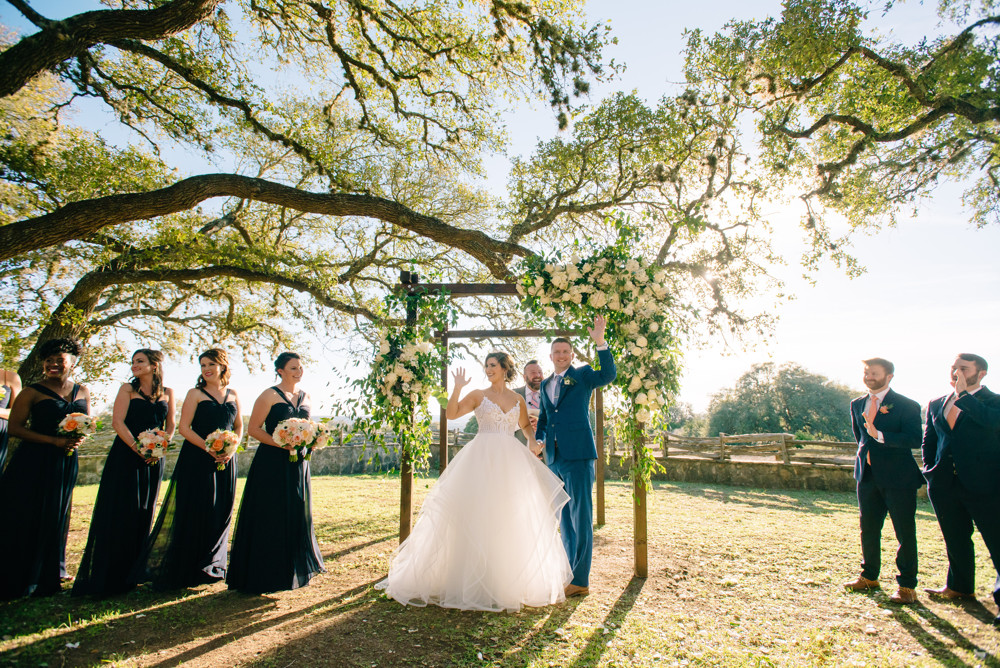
<box><xmin>719</xmin><ymin>434</ymin><xmax>729</xmax><ymax>462</ymax></box>
<box><xmin>780</xmin><ymin>435</ymin><xmax>792</xmax><ymax>464</ymax></box>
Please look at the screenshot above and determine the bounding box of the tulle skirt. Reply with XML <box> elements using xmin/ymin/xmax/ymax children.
<box><xmin>377</xmin><ymin>430</ymin><xmax>572</xmax><ymax>612</ymax></box>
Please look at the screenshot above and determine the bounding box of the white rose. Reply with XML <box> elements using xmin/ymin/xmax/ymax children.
<box><xmin>628</xmin><ymin>377</ymin><xmax>642</xmax><ymax>393</ymax></box>
<box><xmin>544</xmin><ymin>306</ymin><xmax>557</xmax><ymax>318</ymax></box>
<box><xmin>635</xmin><ymin>392</ymin><xmax>648</xmax><ymax>405</ymax></box>
<box><xmin>644</xmin><ymin>379</ymin><xmax>656</xmax><ymax>389</ymax></box>
<box><xmin>588</xmin><ymin>292</ymin><xmax>607</xmax><ymax>309</ymax></box>
<box><xmin>410</xmin><ymin>393</ymin><xmax>419</xmax><ymax>403</ymax></box>
<box><xmin>648</xmin><ymin>389</ymin><xmax>659</xmax><ymax>402</ymax></box>
<box><xmin>401</xmin><ymin>382</ymin><xmax>411</xmax><ymax>392</ymax></box>
<box><xmin>544</xmin><ymin>263</ymin><xmax>556</xmax><ymax>274</ymax></box>
<box><xmin>582</xmin><ymin>262</ymin><xmax>593</xmax><ymax>274</ymax></box>
<box><xmin>630</xmin><ymin>345</ymin><xmax>641</xmax><ymax>357</ymax></box>
<box><xmin>385</xmin><ymin>372</ymin><xmax>398</xmax><ymax>386</ymax></box>
<box><xmin>419</xmin><ymin>341</ymin><xmax>433</xmax><ymax>354</ymax></box>
<box><xmin>535</xmin><ymin>276</ymin><xmax>545</xmax><ymax>288</ymax></box>
<box><xmin>608</xmin><ymin>294</ymin><xmax>621</xmax><ymax>311</ymax></box>
<box><xmin>516</xmin><ymin>283</ymin><xmax>527</xmax><ymax>296</ymax></box>
<box><xmin>571</xmin><ymin>291</ymin><xmax>583</xmax><ymax>304</ymax></box>
<box><xmin>627</xmin><ymin>321</ymin><xmax>640</xmax><ymax>335</ymax></box>
<box><xmin>649</xmin><ymin>321</ymin><xmax>660</xmax><ymax>333</ymax></box>
<box><xmin>379</xmin><ymin>341</ymin><xmax>390</xmax><ymax>355</ymax></box>
<box><xmin>400</xmin><ymin>369</ymin><xmax>413</xmax><ymax>383</ymax></box>
<box><xmin>636</xmin><ymin>336</ymin><xmax>648</xmax><ymax>347</ymax></box>
<box><xmin>623</xmin><ymin>304</ymin><xmax>634</xmax><ymax>316</ymax></box>
<box><xmin>636</xmin><ymin>408</ymin><xmax>651</xmax><ymax>423</ymax></box>
<box><xmin>390</xmin><ymin>396</ymin><xmax>402</xmax><ymax>408</ymax></box>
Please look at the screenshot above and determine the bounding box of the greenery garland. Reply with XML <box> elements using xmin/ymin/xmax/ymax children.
<box><xmin>517</xmin><ymin>219</ymin><xmax>681</xmax><ymax>486</ymax></box>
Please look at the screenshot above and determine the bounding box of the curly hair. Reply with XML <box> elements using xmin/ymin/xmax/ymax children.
<box><xmin>484</xmin><ymin>351</ymin><xmax>516</xmax><ymax>383</ymax></box>
<box><xmin>195</xmin><ymin>348</ymin><xmax>231</xmax><ymax>388</ymax></box>
<box><xmin>37</xmin><ymin>338</ymin><xmax>84</xmax><ymax>359</ymax></box>
<box><xmin>131</xmin><ymin>349</ymin><xmax>165</xmax><ymax>399</ymax></box>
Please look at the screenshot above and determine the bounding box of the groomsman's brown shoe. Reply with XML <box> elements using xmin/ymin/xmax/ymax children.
<box><xmin>924</xmin><ymin>586</ymin><xmax>974</xmax><ymax>600</ymax></box>
<box><xmin>843</xmin><ymin>575</ymin><xmax>880</xmax><ymax>591</ymax></box>
<box><xmin>565</xmin><ymin>584</ymin><xmax>590</xmax><ymax>597</ymax></box>
<box><xmin>889</xmin><ymin>587</ymin><xmax>918</xmax><ymax>604</ymax></box>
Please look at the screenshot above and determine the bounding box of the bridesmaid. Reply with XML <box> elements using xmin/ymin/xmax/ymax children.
<box><xmin>73</xmin><ymin>349</ymin><xmax>176</xmax><ymax>597</ymax></box>
<box><xmin>0</xmin><ymin>366</ymin><xmax>23</xmax><ymax>471</ymax></box>
<box><xmin>134</xmin><ymin>348</ymin><xmax>242</xmax><ymax>589</ymax></box>
<box><xmin>0</xmin><ymin>339</ymin><xmax>89</xmax><ymax>598</ymax></box>
<box><xmin>227</xmin><ymin>352</ymin><xmax>325</xmax><ymax>593</ymax></box>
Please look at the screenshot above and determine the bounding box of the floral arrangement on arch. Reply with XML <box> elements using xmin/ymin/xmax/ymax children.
<box><xmin>348</xmin><ymin>290</ymin><xmax>455</xmax><ymax>467</ymax></box>
<box><xmin>517</xmin><ymin>221</ymin><xmax>682</xmax><ymax>483</ymax></box>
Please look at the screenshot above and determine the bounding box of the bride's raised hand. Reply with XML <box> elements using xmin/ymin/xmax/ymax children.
<box><xmin>452</xmin><ymin>367</ymin><xmax>470</xmax><ymax>390</ymax></box>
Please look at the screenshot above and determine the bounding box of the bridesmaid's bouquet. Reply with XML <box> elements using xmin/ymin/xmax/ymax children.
<box><xmin>204</xmin><ymin>429</ymin><xmax>241</xmax><ymax>470</ymax></box>
<box><xmin>58</xmin><ymin>412</ymin><xmax>97</xmax><ymax>456</ymax></box>
<box><xmin>136</xmin><ymin>429</ymin><xmax>171</xmax><ymax>463</ymax></box>
<box><xmin>273</xmin><ymin>417</ymin><xmax>318</xmax><ymax>462</ymax></box>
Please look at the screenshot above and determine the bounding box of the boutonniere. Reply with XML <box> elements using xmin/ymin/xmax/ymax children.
<box><xmin>879</xmin><ymin>403</ymin><xmax>893</xmax><ymax>414</ymax></box>
<box><xmin>563</xmin><ymin>376</ymin><xmax>576</xmax><ymax>387</ymax></box>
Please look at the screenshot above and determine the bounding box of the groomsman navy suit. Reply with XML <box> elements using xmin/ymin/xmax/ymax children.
<box><xmin>512</xmin><ymin>361</ymin><xmax>544</xmax><ymax>446</ymax></box>
<box><xmin>843</xmin><ymin>358</ymin><xmax>923</xmax><ymax>604</ymax></box>
<box><xmin>535</xmin><ymin>316</ymin><xmax>616</xmax><ymax>597</ymax></box>
<box><xmin>922</xmin><ymin>354</ymin><xmax>1000</xmax><ymax>625</ymax></box>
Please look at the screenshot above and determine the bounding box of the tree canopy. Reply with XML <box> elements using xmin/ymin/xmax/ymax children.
<box><xmin>685</xmin><ymin>0</ymin><xmax>1000</xmax><ymax>249</ymax></box>
<box><xmin>2</xmin><ymin>0</ymin><xmax>788</xmax><ymax>390</ymax></box>
<box><xmin>705</xmin><ymin>362</ymin><xmax>856</xmax><ymax>441</ymax></box>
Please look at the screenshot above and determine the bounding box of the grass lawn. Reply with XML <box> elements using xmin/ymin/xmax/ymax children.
<box><xmin>1</xmin><ymin>474</ymin><xmax>999</xmax><ymax>667</ymax></box>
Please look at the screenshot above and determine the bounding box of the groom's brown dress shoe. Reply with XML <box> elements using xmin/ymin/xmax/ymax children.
<box><xmin>843</xmin><ymin>575</ymin><xmax>880</xmax><ymax>591</ymax></box>
<box><xmin>889</xmin><ymin>587</ymin><xmax>918</xmax><ymax>604</ymax></box>
<box><xmin>565</xmin><ymin>584</ymin><xmax>589</xmax><ymax>597</ymax></box>
<box><xmin>924</xmin><ymin>586</ymin><xmax>975</xmax><ymax>600</ymax></box>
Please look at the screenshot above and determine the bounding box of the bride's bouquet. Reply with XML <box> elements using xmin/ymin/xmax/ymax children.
<box><xmin>58</xmin><ymin>412</ymin><xmax>97</xmax><ymax>456</ymax></box>
<box><xmin>136</xmin><ymin>429</ymin><xmax>171</xmax><ymax>463</ymax></box>
<box><xmin>273</xmin><ymin>417</ymin><xmax>318</xmax><ymax>462</ymax></box>
<box><xmin>204</xmin><ymin>429</ymin><xmax>241</xmax><ymax>470</ymax></box>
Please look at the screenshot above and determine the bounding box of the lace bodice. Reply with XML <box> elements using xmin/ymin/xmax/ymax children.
<box><xmin>474</xmin><ymin>396</ymin><xmax>520</xmax><ymax>436</ymax></box>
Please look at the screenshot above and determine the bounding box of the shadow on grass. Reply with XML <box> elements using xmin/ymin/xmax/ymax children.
<box><xmin>323</xmin><ymin>533</ymin><xmax>396</xmax><ymax>561</ymax></box>
<box><xmin>146</xmin><ymin>579</ymin><xmax>383</xmax><ymax>668</ymax></box>
<box><xmin>881</xmin><ymin>597</ymin><xmax>997</xmax><ymax>664</ymax></box>
<box><xmin>0</xmin><ymin>584</ymin><xmax>276</xmax><ymax>667</ymax></box>
<box><xmin>567</xmin><ymin>576</ymin><xmax>645</xmax><ymax>668</ymax></box>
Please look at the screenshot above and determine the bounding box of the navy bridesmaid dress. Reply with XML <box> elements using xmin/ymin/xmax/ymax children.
<box><xmin>73</xmin><ymin>394</ymin><xmax>167</xmax><ymax>596</ymax></box>
<box><xmin>227</xmin><ymin>388</ymin><xmax>325</xmax><ymax>593</ymax></box>
<box><xmin>0</xmin><ymin>377</ymin><xmax>11</xmax><ymax>471</ymax></box>
<box><xmin>0</xmin><ymin>384</ymin><xmax>86</xmax><ymax>598</ymax></box>
<box><xmin>134</xmin><ymin>388</ymin><xmax>237</xmax><ymax>589</ymax></box>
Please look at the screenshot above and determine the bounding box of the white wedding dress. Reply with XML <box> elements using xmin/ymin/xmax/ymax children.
<box><xmin>376</xmin><ymin>396</ymin><xmax>573</xmax><ymax>612</ymax></box>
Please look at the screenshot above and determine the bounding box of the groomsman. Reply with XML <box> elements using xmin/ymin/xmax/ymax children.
<box><xmin>513</xmin><ymin>360</ymin><xmax>544</xmax><ymax>445</ymax></box>
<box><xmin>922</xmin><ymin>354</ymin><xmax>1000</xmax><ymax>624</ymax></box>
<box><xmin>843</xmin><ymin>358</ymin><xmax>923</xmax><ymax>604</ymax></box>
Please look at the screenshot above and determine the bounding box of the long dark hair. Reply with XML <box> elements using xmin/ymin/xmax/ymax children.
<box><xmin>130</xmin><ymin>349</ymin><xmax>164</xmax><ymax>399</ymax></box>
<box><xmin>195</xmin><ymin>348</ymin><xmax>231</xmax><ymax>389</ymax></box>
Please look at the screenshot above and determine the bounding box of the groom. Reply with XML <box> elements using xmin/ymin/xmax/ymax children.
<box><xmin>535</xmin><ymin>315</ymin><xmax>616</xmax><ymax>597</ymax></box>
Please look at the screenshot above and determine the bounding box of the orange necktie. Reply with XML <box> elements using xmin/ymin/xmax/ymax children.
<box><xmin>946</xmin><ymin>399</ymin><xmax>960</xmax><ymax>429</ymax></box>
<box><xmin>865</xmin><ymin>396</ymin><xmax>879</xmax><ymax>464</ymax></box>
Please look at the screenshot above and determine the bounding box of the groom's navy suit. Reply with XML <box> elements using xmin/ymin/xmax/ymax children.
<box><xmin>536</xmin><ymin>348</ymin><xmax>616</xmax><ymax>588</ymax></box>
<box><xmin>922</xmin><ymin>386</ymin><xmax>1000</xmax><ymax>604</ymax></box>
<box><xmin>850</xmin><ymin>388</ymin><xmax>923</xmax><ymax>588</ymax></box>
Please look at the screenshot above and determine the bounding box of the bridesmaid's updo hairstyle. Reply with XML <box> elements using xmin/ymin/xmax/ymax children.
<box><xmin>274</xmin><ymin>352</ymin><xmax>300</xmax><ymax>375</ymax></box>
<box><xmin>484</xmin><ymin>352</ymin><xmax>516</xmax><ymax>383</ymax></box>
<box><xmin>38</xmin><ymin>338</ymin><xmax>84</xmax><ymax>360</ymax></box>
<box><xmin>195</xmin><ymin>348</ymin><xmax>231</xmax><ymax>389</ymax></box>
<box><xmin>131</xmin><ymin>349</ymin><xmax>165</xmax><ymax>399</ymax></box>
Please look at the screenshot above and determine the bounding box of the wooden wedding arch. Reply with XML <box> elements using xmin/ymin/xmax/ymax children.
<box><xmin>391</xmin><ymin>271</ymin><xmax>647</xmax><ymax>574</ymax></box>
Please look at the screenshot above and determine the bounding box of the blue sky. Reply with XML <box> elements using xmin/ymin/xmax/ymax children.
<box><xmin>3</xmin><ymin>0</ymin><xmax>998</xmax><ymax>415</ymax></box>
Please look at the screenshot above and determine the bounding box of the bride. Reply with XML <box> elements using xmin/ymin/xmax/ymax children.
<box><xmin>377</xmin><ymin>351</ymin><xmax>573</xmax><ymax>612</ymax></box>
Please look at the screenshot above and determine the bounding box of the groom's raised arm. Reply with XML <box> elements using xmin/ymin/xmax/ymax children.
<box><xmin>587</xmin><ymin>314</ymin><xmax>616</xmax><ymax>387</ymax></box>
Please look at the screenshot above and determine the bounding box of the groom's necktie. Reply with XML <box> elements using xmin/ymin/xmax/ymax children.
<box><xmin>551</xmin><ymin>374</ymin><xmax>562</xmax><ymax>404</ymax></box>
